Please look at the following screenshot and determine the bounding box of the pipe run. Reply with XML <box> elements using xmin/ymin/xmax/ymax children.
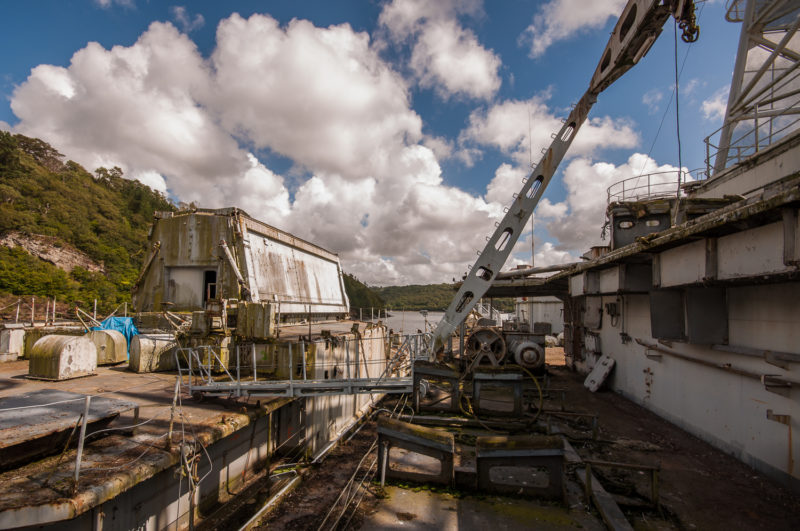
<box><xmin>495</xmin><ymin>262</ymin><xmax>578</xmax><ymax>280</ymax></box>
<box><xmin>635</xmin><ymin>339</ymin><xmax>800</xmax><ymax>386</ymax></box>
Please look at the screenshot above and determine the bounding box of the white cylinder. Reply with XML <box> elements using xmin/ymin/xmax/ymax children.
<box><xmin>87</xmin><ymin>329</ymin><xmax>127</xmax><ymax>365</ymax></box>
<box><xmin>29</xmin><ymin>335</ymin><xmax>97</xmax><ymax>380</ymax></box>
<box><xmin>129</xmin><ymin>334</ymin><xmax>177</xmax><ymax>373</ymax></box>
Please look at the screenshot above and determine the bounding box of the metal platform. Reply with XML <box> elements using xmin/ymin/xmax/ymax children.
<box><xmin>179</xmin><ymin>332</ymin><xmax>429</xmax><ymax>399</ymax></box>
<box><xmin>181</xmin><ymin>377</ymin><xmax>413</xmax><ymax>398</ymax></box>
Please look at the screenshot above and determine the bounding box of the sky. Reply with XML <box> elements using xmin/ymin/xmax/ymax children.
<box><xmin>0</xmin><ymin>0</ymin><xmax>741</xmax><ymax>286</ymax></box>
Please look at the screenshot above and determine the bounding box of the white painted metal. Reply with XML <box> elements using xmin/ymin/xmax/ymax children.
<box><xmin>581</xmin><ymin>291</ymin><xmax>799</xmax><ymax>487</ymax></box>
<box><xmin>657</xmin><ymin>239</ymin><xmax>708</xmax><ymax>287</ymax></box>
<box><xmin>245</xmin><ymin>227</ymin><xmax>347</xmax><ymax>314</ymax></box>
<box><xmin>584</xmin><ymin>354</ymin><xmax>615</xmax><ymax>392</ymax></box>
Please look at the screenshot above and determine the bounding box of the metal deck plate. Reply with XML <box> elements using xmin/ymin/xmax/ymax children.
<box><xmin>0</xmin><ymin>389</ymin><xmax>139</xmax><ymax>468</ymax></box>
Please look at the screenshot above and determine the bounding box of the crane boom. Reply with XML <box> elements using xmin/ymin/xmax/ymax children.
<box><xmin>431</xmin><ymin>0</ymin><xmax>699</xmax><ymax>355</ymax></box>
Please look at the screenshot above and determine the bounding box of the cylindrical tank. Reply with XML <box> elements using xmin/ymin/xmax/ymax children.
<box><xmin>87</xmin><ymin>329</ymin><xmax>127</xmax><ymax>365</ymax></box>
<box><xmin>508</xmin><ymin>339</ymin><xmax>545</xmax><ymax>370</ymax></box>
<box><xmin>129</xmin><ymin>334</ymin><xmax>177</xmax><ymax>373</ymax></box>
<box><xmin>29</xmin><ymin>335</ymin><xmax>97</xmax><ymax>380</ymax></box>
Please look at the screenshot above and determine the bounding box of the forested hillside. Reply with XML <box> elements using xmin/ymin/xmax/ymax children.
<box><xmin>0</xmin><ymin>132</ymin><xmax>175</xmax><ymax>311</ymax></box>
<box><xmin>375</xmin><ymin>283</ymin><xmax>457</xmax><ymax>311</ymax></box>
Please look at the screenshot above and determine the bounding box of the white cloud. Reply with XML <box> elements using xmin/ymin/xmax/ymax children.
<box><xmin>171</xmin><ymin>6</ymin><xmax>205</xmax><ymax>33</ymax></box>
<box><xmin>8</xmin><ymin>15</ymin><xmax>507</xmax><ymax>286</ymax></box>
<box><xmin>544</xmin><ymin>153</ymin><xmax>684</xmax><ymax>252</ymax></box>
<box><xmin>0</xmin><ymin>121</ymin><xmax>10</xmax><ymax>132</ymax></box>
<box><xmin>642</xmin><ymin>89</ymin><xmax>663</xmax><ymax>114</ymax></box>
<box><xmin>460</xmin><ymin>94</ymin><xmax>639</xmax><ymax>165</ymax></box>
<box><xmin>133</xmin><ymin>170</ymin><xmax>167</xmax><ymax>193</ymax></box>
<box><xmin>10</xmin><ymin>22</ymin><xmax>288</xmax><ymax>224</ymax></box>
<box><xmin>537</xmin><ymin>198</ymin><xmax>568</xmax><ymax>220</ymax></box>
<box><xmin>533</xmin><ymin>242</ymin><xmax>577</xmax><ymax>267</ymax></box>
<box><xmin>379</xmin><ymin>0</ymin><xmax>501</xmax><ymax>100</ymax></box>
<box><xmin>701</xmin><ymin>86</ymin><xmax>729</xmax><ymax>122</ymax></box>
<box><xmin>94</xmin><ymin>0</ymin><xmax>134</xmax><ymax>8</ymax></box>
<box><xmin>520</xmin><ymin>0</ymin><xmax>627</xmax><ymax>58</ymax></box>
<box><xmin>210</xmin><ymin>14</ymin><xmax>422</xmax><ymax>181</ymax></box>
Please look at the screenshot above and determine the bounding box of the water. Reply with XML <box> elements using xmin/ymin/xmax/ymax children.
<box><xmin>380</xmin><ymin>310</ymin><xmax>445</xmax><ymax>335</ymax></box>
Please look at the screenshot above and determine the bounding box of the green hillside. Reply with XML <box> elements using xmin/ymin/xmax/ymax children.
<box><xmin>375</xmin><ymin>283</ymin><xmax>457</xmax><ymax>311</ymax></box>
<box><xmin>375</xmin><ymin>283</ymin><xmax>515</xmax><ymax>312</ymax></box>
<box><xmin>0</xmin><ymin>132</ymin><xmax>175</xmax><ymax>312</ymax></box>
<box><xmin>342</xmin><ymin>273</ymin><xmax>386</xmax><ymax>313</ymax></box>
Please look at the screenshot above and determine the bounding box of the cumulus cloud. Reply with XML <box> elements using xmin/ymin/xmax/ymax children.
<box><xmin>94</xmin><ymin>0</ymin><xmax>134</xmax><ymax>8</ymax></box>
<box><xmin>0</xmin><ymin>121</ymin><xmax>10</xmax><ymax>132</ymax></box>
<box><xmin>210</xmin><ymin>14</ymin><xmax>422</xmax><ymax>180</ymax></box>
<box><xmin>460</xmin><ymin>93</ymin><xmax>639</xmax><ymax>166</ymax></box>
<box><xmin>9</xmin><ymin>15</ymin><xmax>506</xmax><ymax>285</ymax></box>
<box><xmin>642</xmin><ymin>89</ymin><xmax>663</xmax><ymax>114</ymax></box>
<box><xmin>171</xmin><ymin>6</ymin><xmax>205</xmax><ymax>33</ymax></box>
<box><xmin>9</xmin><ymin>23</ymin><xmax>279</xmax><ymax>215</ymax></box>
<box><xmin>520</xmin><ymin>0</ymin><xmax>626</xmax><ymax>58</ymax></box>
<box><xmin>701</xmin><ymin>86</ymin><xmax>729</xmax><ymax>122</ymax></box>
<box><xmin>379</xmin><ymin>0</ymin><xmax>501</xmax><ymax>100</ymax></box>
<box><xmin>544</xmin><ymin>153</ymin><xmax>685</xmax><ymax>252</ymax></box>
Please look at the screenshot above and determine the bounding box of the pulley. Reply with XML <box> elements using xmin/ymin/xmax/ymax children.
<box><xmin>465</xmin><ymin>326</ymin><xmax>507</xmax><ymax>366</ymax></box>
<box><xmin>509</xmin><ymin>339</ymin><xmax>545</xmax><ymax>370</ymax></box>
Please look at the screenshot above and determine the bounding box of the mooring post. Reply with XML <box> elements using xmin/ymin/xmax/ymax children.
<box><xmin>31</xmin><ymin>297</ymin><xmax>34</xmax><ymax>326</ymax></box>
<box><xmin>93</xmin><ymin>299</ymin><xmax>97</xmax><ymax>321</ymax></box>
<box><xmin>15</xmin><ymin>299</ymin><xmax>20</xmax><ymax>323</ymax></box>
<box><xmin>74</xmin><ymin>395</ymin><xmax>91</xmax><ymax>493</ymax></box>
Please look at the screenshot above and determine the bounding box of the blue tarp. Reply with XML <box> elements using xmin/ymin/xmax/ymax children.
<box><xmin>90</xmin><ymin>316</ymin><xmax>139</xmax><ymax>358</ymax></box>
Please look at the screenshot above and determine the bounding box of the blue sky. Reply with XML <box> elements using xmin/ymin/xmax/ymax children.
<box><xmin>0</xmin><ymin>0</ymin><xmax>740</xmax><ymax>285</ymax></box>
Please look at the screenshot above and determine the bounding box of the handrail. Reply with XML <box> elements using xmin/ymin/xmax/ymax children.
<box><xmin>606</xmin><ymin>169</ymin><xmax>701</xmax><ymax>205</ymax></box>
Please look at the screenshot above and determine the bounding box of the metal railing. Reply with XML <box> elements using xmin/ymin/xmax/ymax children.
<box><xmin>176</xmin><ymin>332</ymin><xmax>431</xmax><ymax>398</ymax></box>
<box><xmin>474</xmin><ymin>301</ymin><xmax>503</xmax><ymax>325</ymax></box>
<box><xmin>705</xmin><ymin>97</ymin><xmax>800</xmax><ymax>176</ymax></box>
<box><xmin>606</xmin><ymin>169</ymin><xmax>703</xmax><ymax>204</ymax></box>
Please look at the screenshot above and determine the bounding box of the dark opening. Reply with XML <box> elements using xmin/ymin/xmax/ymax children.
<box><xmin>204</xmin><ymin>270</ymin><xmax>217</xmax><ymax>303</ymax></box>
<box><xmin>619</xmin><ymin>4</ymin><xmax>637</xmax><ymax>42</ymax></box>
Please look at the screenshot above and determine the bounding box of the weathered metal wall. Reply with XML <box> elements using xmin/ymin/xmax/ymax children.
<box><xmin>241</xmin><ymin>218</ymin><xmax>348</xmax><ymax>315</ymax></box>
<box><xmin>580</xmin><ymin>287</ymin><xmax>799</xmax><ymax>492</ymax></box>
<box><xmin>133</xmin><ymin>209</ymin><xmax>348</xmax><ymax>316</ymax></box>
<box><xmin>514</xmin><ymin>297</ymin><xmax>564</xmax><ymax>334</ymax></box>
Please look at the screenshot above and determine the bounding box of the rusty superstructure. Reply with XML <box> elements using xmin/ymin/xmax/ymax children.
<box><xmin>132</xmin><ymin>207</ymin><xmax>349</xmax><ymax>319</ymax></box>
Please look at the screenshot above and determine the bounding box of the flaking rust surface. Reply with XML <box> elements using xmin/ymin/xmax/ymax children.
<box><xmin>0</xmin><ymin>360</ymin><xmax>284</xmax><ymax>518</ymax></box>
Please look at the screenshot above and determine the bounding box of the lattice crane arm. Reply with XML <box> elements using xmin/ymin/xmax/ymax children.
<box><xmin>431</xmin><ymin>0</ymin><xmax>699</xmax><ymax>355</ymax></box>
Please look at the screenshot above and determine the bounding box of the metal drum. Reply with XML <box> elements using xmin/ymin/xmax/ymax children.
<box><xmin>129</xmin><ymin>334</ymin><xmax>176</xmax><ymax>373</ymax></box>
<box><xmin>465</xmin><ymin>327</ymin><xmax>507</xmax><ymax>366</ymax></box>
